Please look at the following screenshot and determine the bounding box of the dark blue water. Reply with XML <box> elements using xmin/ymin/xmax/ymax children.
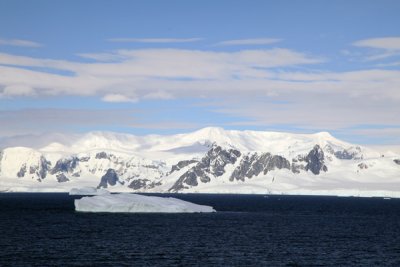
<box><xmin>1</xmin><ymin>193</ymin><xmax>400</xmax><ymax>266</ymax></box>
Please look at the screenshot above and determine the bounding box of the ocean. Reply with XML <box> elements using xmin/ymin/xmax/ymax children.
<box><xmin>1</xmin><ymin>193</ymin><xmax>400</xmax><ymax>266</ymax></box>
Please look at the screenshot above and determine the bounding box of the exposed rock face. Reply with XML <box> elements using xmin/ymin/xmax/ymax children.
<box><xmin>172</xmin><ymin>168</ymin><xmax>204</xmax><ymax>190</ymax></box>
<box><xmin>230</xmin><ymin>153</ymin><xmax>290</xmax><ymax>181</ymax></box>
<box><xmin>129</xmin><ymin>179</ymin><xmax>149</xmax><ymax>190</ymax></box>
<box><xmin>169</xmin><ymin>145</ymin><xmax>241</xmax><ymax>192</ymax></box>
<box><xmin>56</xmin><ymin>173</ymin><xmax>69</xmax><ymax>183</ymax></box>
<box><xmin>35</xmin><ymin>156</ymin><xmax>51</xmax><ymax>179</ymax></box>
<box><xmin>358</xmin><ymin>163</ymin><xmax>368</xmax><ymax>170</ymax></box>
<box><xmin>325</xmin><ymin>145</ymin><xmax>363</xmax><ymax>160</ymax></box>
<box><xmin>51</xmin><ymin>157</ymin><xmax>79</xmax><ymax>174</ymax></box>
<box><xmin>230</xmin><ymin>145</ymin><xmax>327</xmax><ymax>180</ymax></box>
<box><xmin>170</xmin><ymin>160</ymin><xmax>198</xmax><ymax>174</ymax></box>
<box><xmin>231</xmin><ymin>154</ymin><xmax>261</xmax><ymax>181</ymax></box>
<box><xmin>169</xmin><ymin>144</ymin><xmax>331</xmax><ymax>192</ymax></box>
<box><xmin>17</xmin><ymin>164</ymin><xmax>27</xmax><ymax>178</ymax></box>
<box><xmin>334</xmin><ymin>147</ymin><xmax>362</xmax><ymax>160</ymax></box>
<box><xmin>200</xmin><ymin>145</ymin><xmax>241</xmax><ymax>177</ymax></box>
<box><xmin>304</xmin><ymin>145</ymin><xmax>328</xmax><ymax>175</ymax></box>
<box><xmin>127</xmin><ymin>177</ymin><xmax>162</xmax><ymax>190</ymax></box>
<box><xmin>98</xmin><ymin>168</ymin><xmax>119</xmax><ymax>188</ymax></box>
<box><xmin>335</xmin><ymin>150</ymin><xmax>354</xmax><ymax>160</ymax></box>
<box><xmin>95</xmin><ymin>152</ymin><xmax>109</xmax><ymax>159</ymax></box>
<box><xmin>394</xmin><ymin>159</ymin><xmax>400</xmax><ymax>165</ymax></box>
<box><xmin>16</xmin><ymin>156</ymin><xmax>50</xmax><ymax>179</ymax></box>
<box><xmin>78</xmin><ymin>156</ymin><xmax>90</xmax><ymax>162</ymax></box>
<box><xmin>266</xmin><ymin>155</ymin><xmax>291</xmax><ymax>173</ymax></box>
<box><xmin>40</xmin><ymin>158</ymin><xmax>50</xmax><ymax>179</ymax></box>
<box><xmin>291</xmin><ymin>158</ymin><xmax>305</xmax><ymax>174</ymax></box>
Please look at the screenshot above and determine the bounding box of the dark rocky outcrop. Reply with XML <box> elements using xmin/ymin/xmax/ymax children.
<box><xmin>334</xmin><ymin>150</ymin><xmax>354</xmax><ymax>160</ymax></box>
<box><xmin>291</xmin><ymin>163</ymin><xmax>305</xmax><ymax>174</ymax></box>
<box><xmin>231</xmin><ymin>154</ymin><xmax>261</xmax><ymax>181</ymax></box>
<box><xmin>171</xmin><ymin>168</ymin><xmax>204</xmax><ymax>190</ymax></box>
<box><xmin>97</xmin><ymin>168</ymin><xmax>119</xmax><ymax>188</ymax></box>
<box><xmin>36</xmin><ymin>156</ymin><xmax>51</xmax><ymax>179</ymax></box>
<box><xmin>169</xmin><ymin>144</ymin><xmax>329</xmax><ymax>192</ymax></box>
<box><xmin>142</xmin><ymin>164</ymin><xmax>160</xmax><ymax>169</ymax></box>
<box><xmin>265</xmin><ymin>155</ymin><xmax>291</xmax><ymax>174</ymax></box>
<box><xmin>42</xmin><ymin>158</ymin><xmax>50</xmax><ymax>178</ymax></box>
<box><xmin>304</xmin><ymin>145</ymin><xmax>328</xmax><ymax>175</ymax></box>
<box><xmin>78</xmin><ymin>156</ymin><xmax>90</xmax><ymax>162</ymax></box>
<box><xmin>394</xmin><ymin>159</ymin><xmax>400</xmax><ymax>165</ymax></box>
<box><xmin>230</xmin><ymin>153</ymin><xmax>290</xmax><ymax>181</ymax></box>
<box><xmin>128</xmin><ymin>179</ymin><xmax>151</xmax><ymax>190</ymax></box>
<box><xmin>358</xmin><ymin>163</ymin><xmax>368</xmax><ymax>169</ymax></box>
<box><xmin>334</xmin><ymin>147</ymin><xmax>362</xmax><ymax>160</ymax></box>
<box><xmin>56</xmin><ymin>173</ymin><xmax>69</xmax><ymax>183</ymax></box>
<box><xmin>51</xmin><ymin>157</ymin><xmax>79</xmax><ymax>174</ymax></box>
<box><xmin>169</xmin><ymin>145</ymin><xmax>241</xmax><ymax>192</ymax></box>
<box><xmin>29</xmin><ymin>166</ymin><xmax>37</xmax><ymax>174</ymax></box>
<box><xmin>17</xmin><ymin>164</ymin><xmax>27</xmax><ymax>178</ymax></box>
<box><xmin>170</xmin><ymin>160</ymin><xmax>198</xmax><ymax>174</ymax></box>
<box><xmin>130</xmin><ymin>180</ymin><xmax>162</xmax><ymax>190</ymax></box>
<box><xmin>95</xmin><ymin>152</ymin><xmax>109</xmax><ymax>159</ymax></box>
<box><xmin>325</xmin><ymin>145</ymin><xmax>362</xmax><ymax>160</ymax></box>
<box><xmin>205</xmin><ymin>146</ymin><xmax>241</xmax><ymax>177</ymax></box>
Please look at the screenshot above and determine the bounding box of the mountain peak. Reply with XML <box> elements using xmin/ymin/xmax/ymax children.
<box><xmin>314</xmin><ymin>131</ymin><xmax>335</xmax><ymax>139</ymax></box>
<box><xmin>194</xmin><ymin>127</ymin><xmax>226</xmax><ymax>136</ymax></box>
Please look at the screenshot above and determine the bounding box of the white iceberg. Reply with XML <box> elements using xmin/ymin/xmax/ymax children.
<box><xmin>75</xmin><ymin>193</ymin><xmax>216</xmax><ymax>213</ymax></box>
<box><xmin>69</xmin><ymin>187</ymin><xmax>110</xmax><ymax>196</ymax></box>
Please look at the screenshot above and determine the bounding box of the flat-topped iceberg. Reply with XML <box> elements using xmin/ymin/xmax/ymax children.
<box><xmin>69</xmin><ymin>187</ymin><xmax>110</xmax><ymax>196</ymax></box>
<box><xmin>74</xmin><ymin>193</ymin><xmax>216</xmax><ymax>213</ymax></box>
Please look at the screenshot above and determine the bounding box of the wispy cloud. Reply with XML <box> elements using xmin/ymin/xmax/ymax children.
<box><xmin>0</xmin><ymin>38</ymin><xmax>42</xmax><ymax>48</ymax></box>
<box><xmin>353</xmin><ymin>37</ymin><xmax>400</xmax><ymax>50</ymax></box>
<box><xmin>77</xmin><ymin>52</ymin><xmax>125</xmax><ymax>62</ymax></box>
<box><xmin>353</xmin><ymin>37</ymin><xmax>400</xmax><ymax>61</ymax></box>
<box><xmin>215</xmin><ymin>38</ymin><xmax>281</xmax><ymax>46</ymax></box>
<box><xmin>102</xmin><ymin>94</ymin><xmax>138</xmax><ymax>103</ymax></box>
<box><xmin>0</xmin><ymin>48</ymin><xmax>323</xmax><ymax>99</ymax></box>
<box><xmin>1</xmin><ymin>84</ymin><xmax>36</xmax><ymax>97</ymax></box>
<box><xmin>1</xmin><ymin>47</ymin><xmax>400</xmax><ymax>132</ymax></box>
<box><xmin>108</xmin><ymin>38</ymin><xmax>202</xmax><ymax>43</ymax></box>
<box><xmin>0</xmin><ymin>108</ymin><xmax>136</xmax><ymax>138</ymax></box>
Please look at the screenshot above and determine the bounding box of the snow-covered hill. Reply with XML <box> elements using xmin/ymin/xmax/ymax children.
<box><xmin>1</xmin><ymin>127</ymin><xmax>400</xmax><ymax>197</ymax></box>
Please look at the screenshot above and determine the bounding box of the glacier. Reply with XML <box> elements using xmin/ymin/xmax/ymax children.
<box><xmin>1</xmin><ymin>127</ymin><xmax>400</xmax><ymax>198</ymax></box>
<box><xmin>74</xmin><ymin>193</ymin><xmax>216</xmax><ymax>213</ymax></box>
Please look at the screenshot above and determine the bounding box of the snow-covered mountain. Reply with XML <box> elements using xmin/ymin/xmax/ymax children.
<box><xmin>1</xmin><ymin>127</ymin><xmax>400</xmax><ymax>197</ymax></box>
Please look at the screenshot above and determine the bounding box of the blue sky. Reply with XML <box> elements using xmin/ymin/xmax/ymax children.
<box><xmin>0</xmin><ymin>0</ymin><xmax>400</xmax><ymax>144</ymax></box>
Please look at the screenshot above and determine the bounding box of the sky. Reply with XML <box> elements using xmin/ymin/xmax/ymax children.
<box><xmin>0</xmin><ymin>0</ymin><xmax>400</xmax><ymax>145</ymax></box>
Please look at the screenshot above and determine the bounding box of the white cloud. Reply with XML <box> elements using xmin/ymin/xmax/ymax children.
<box><xmin>77</xmin><ymin>52</ymin><xmax>125</xmax><ymax>62</ymax></box>
<box><xmin>353</xmin><ymin>37</ymin><xmax>400</xmax><ymax>50</ymax></box>
<box><xmin>0</xmin><ymin>108</ymin><xmax>137</xmax><ymax>138</ymax></box>
<box><xmin>353</xmin><ymin>37</ymin><xmax>400</xmax><ymax>61</ymax></box>
<box><xmin>215</xmin><ymin>38</ymin><xmax>282</xmax><ymax>46</ymax></box>
<box><xmin>1</xmin><ymin>84</ymin><xmax>35</xmax><ymax>97</ymax></box>
<box><xmin>0</xmin><ymin>48</ymin><xmax>323</xmax><ymax>99</ymax></box>
<box><xmin>102</xmin><ymin>94</ymin><xmax>138</xmax><ymax>103</ymax></box>
<box><xmin>0</xmin><ymin>38</ymin><xmax>42</xmax><ymax>48</ymax></box>
<box><xmin>142</xmin><ymin>91</ymin><xmax>174</xmax><ymax>100</ymax></box>
<box><xmin>0</xmin><ymin>49</ymin><xmax>398</xmax><ymax>103</ymax></box>
<box><xmin>0</xmin><ymin>47</ymin><xmax>400</xmax><ymax>133</ymax></box>
<box><xmin>108</xmin><ymin>38</ymin><xmax>202</xmax><ymax>43</ymax></box>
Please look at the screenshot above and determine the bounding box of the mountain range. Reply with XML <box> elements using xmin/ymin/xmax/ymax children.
<box><xmin>1</xmin><ymin>127</ymin><xmax>400</xmax><ymax>197</ymax></box>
